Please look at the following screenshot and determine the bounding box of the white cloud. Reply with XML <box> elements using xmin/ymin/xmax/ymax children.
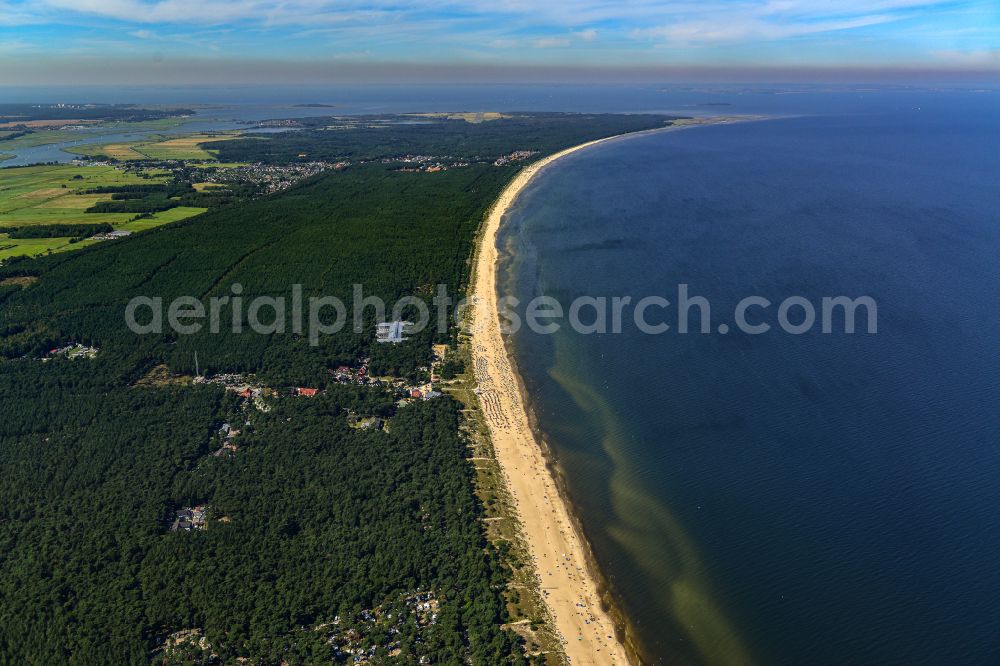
<box><xmin>634</xmin><ymin>14</ymin><xmax>898</xmax><ymax>44</ymax></box>
<box><xmin>487</xmin><ymin>29</ymin><xmax>597</xmax><ymax>50</ymax></box>
<box><xmin>758</xmin><ymin>0</ymin><xmax>943</xmax><ymax>16</ymax></box>
<box><xmin>0</xmin><ymin>0</ymin><xmax>46</xmax><ymax>25</ymax></box>
<box><xmin>21</xmin><ymin>0</ymin><xmax>987</xmax><ymax>36</ymax></box>
<box><xmin>488</xmin><ymin>38</ymin><xmax>519</xmax><ymax>49</ymax></box>
<box><xmin>930</xmin><ymin>48</ymin><xmax>1000</xmax><ymax>66</ymax></box>
<box><xmin>7</xmin><ymin>0</ymin><xmax>998</xmax><ymax>70</ymax></box>
<box><xmin>0</xmin><ymin>38</ymin><xmax>39</xmax><ymax>51</ymax></box>
<box><xmin>534</xmin><ymin>36</ymin><xmax>570</xmax><ymax>48</ymax></box>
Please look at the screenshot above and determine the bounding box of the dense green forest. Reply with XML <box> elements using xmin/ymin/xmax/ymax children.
<box><xmin>0</xmin><ymin>163</ymin><xmax>513</xmax><ymax>383</ymax></box>
<box><xmin>84</xmin><ymin>182</ymin><xmax>248</xmax><ymax>214</ymax></box>
<box><xmin>0</xmin><ymin>357</ymin><xmax>520</xmax><ymax>664</ymax></box>
<box><xmin>208</xmin><ymin>112</ymin><xmax>673</xmax><ymax>163</ymax></box>
<box><xmin>5</xmin><ymin>222</ymin><xmax>113</xmax><ymax>239</ymax></box>
<box><xmin>0</xmin><ymin>112</ymin><xmax>669</xmax><ymax>663</ymax></box>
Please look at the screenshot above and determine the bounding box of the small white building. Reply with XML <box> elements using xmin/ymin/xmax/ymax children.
<box><xmin>92</xmin><ymin>230</ymin><xmax>133</xmax><ymax>241</ymax></box>
<box><xmin>376</xmin><ymin>321</ymin><xmax>413</xmax><ymax>343</ymax></box>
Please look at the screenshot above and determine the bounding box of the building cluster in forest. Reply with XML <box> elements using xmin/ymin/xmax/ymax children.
<box><xmin>90</xmin><ymin>229</ymin><xmax>132</xmax><ymax>241</ymax></box>
<box><xmin>170</xmin><ymin>505</ymin><xmax>208</xmax><ymax>532</ymax></box>
<box><xmin>41</xmin><ymin>343</ymin><xmax>98</xmax><ymax>361</ymax></box>
<box><xmin>321</xmin><ymin>591</ymin><xmax>441</xmax><ymax>664</ymax></box>
<box><xmin>202</xmin><ymin>160</ymin><xmax>350</xmax><ymax>194</ymax></box>
<box><xmin>493</xmin><ymin>150</ymin><xmax>539</xmax><ymax>166</ymax></box>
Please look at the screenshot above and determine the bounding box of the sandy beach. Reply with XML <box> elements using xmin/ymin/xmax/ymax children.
<box><xmin>470</xmin><ymin>135</ymin><xmax>635</xmax><ymax>665</ymax></box>
<box><xmin>469</xmin><ymin>118</ymin><xmax>766</xmax><ymax>664</ymax></box>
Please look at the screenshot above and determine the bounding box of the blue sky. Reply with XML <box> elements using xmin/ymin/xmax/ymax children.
<box><xmin>1</xmin><ymin>0</ymin><xmax>998</xmax><ymax>83</ymax></box>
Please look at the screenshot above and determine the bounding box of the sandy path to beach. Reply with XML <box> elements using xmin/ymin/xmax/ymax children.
<box><xmin>470</xmin><ymin>136</ymin><xmax>633</xmax><ymax>665</ymax></box>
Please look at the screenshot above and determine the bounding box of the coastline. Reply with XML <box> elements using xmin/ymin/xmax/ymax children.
<box><xmin>501</xmin><ymin>326</ymin><xmax>645</xmax><ymax>664</ymax></box>
<box><xmin>470</xmin><ymin>132</ymin><xmax>651</xmax><ymax>665</ymax></box>
<box><xmin>470</xmin><ymin>116</ymin><xmax>766</xmax><ymax>664</ymax></box>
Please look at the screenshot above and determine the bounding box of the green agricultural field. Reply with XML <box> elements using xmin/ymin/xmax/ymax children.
<box><xmin>0</xmin><ymin>207</ymin><xmax>206</xmax><ymax>261</ymax></box>
<box><xmin>0</xmin><ymin>164</ymin><xmax>157</xmax><ymax>223</ymax></box>
<box><xmin>134</xmin><ymin>134</ymin><xmax>228</xmax><ymax>159</ymax></box>
<box><xmin>65</xmin><ymin>140</ymin><xmax>149</xmax><ymax>160</ymax></box>
<box><xmin>66</xmin><ymin>142</ymin><xmax>148</xmax><ymax>160</ymax></box>
<box><xmin>0</xmin><ymin>165</ymin><xmax>205</xmax><ymax>260</ymax></box>
<box><xmin>68</xmin><ymin>132</ymin><xmax>243</xmax><ymax>161</ymax></box>
<box><xmin>0</xmin><ymin>208</ymin><xmax>133</xmax><ymax>226</ymax></box>
<box><xmin>192</xmin><ymin>181</ymin><xmax>225</xmax><ymax>191</ymax></box>
<box><xmin>188</xmin><ymin>161</ymin><xmax>250</xmax><ymax>169</ymax></box>
<box><xmin>0</xmin><ymin>163</ymin><xmax>157</xmax><ymax>201</ymax></box>
<box><xmin>0</xmin><ymin>234</ymin><xmax>98</xmax><ymax>261</ymax></box>
<box><xmin>117</xmin><ymin>206</ymin><xmax>206</xmax><ymax>232</ymax></box>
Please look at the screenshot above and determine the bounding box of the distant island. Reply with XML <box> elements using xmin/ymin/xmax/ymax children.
<box><xmin>0</xmin><ymin>103</ymin><xmax>193</xmax><ymax>125</ymax></box>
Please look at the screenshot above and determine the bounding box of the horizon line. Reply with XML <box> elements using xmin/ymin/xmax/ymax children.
<box><xmin>2</xmin><ymin>60</ymin><xmax>999</xmax><ymax>87</ymax></box>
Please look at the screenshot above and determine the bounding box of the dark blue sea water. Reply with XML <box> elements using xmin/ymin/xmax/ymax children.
<box><xmin>499</xmin><ymin>93</ymin><xmax>1000</xmax><ymax>664</ymax></box>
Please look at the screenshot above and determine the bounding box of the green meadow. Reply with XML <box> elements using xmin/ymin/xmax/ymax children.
<box><xmin>66</xmin><ymin>132</ymin><xmax>243</xmax><ymax>161</ymax></box>
<box><xmin>1</xmin><ymin>164</ymin><xmax>156</xmax><ymax>224</ymax></box>
<box><xmin>0</xmin><ymin>164</ymin><xmax>205</xmax><ymax>260</ymax></box>
<box><xmin>118</xmin><ymin>206</ymin><xmax>207</xmax><ymax>232</ymax></box>
<box><xmin>0</xmin><ymin>236</ymin><xmax>91</xmax><ymax>261</ymax></box>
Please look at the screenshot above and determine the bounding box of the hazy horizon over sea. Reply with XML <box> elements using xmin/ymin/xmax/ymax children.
<box><xmin>4</xmin><ymin>83</ymin><xmax>997</xmax><ymax>165</ymax></box>
<box><xmin>499</xmin><ymin>91</ymin><xmax>999</xmax><ymax>664</ymax></box>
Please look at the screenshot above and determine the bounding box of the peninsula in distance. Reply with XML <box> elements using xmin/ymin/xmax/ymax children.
<box><xmin>0</xmin><ymin>2</ymin><xmax>997</xmax><ymax>665</ymax></box>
